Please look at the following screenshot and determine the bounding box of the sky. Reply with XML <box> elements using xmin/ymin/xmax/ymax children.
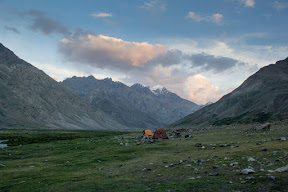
<box><xmin>1</xmin><ymin>0</ymin><xmax>288</xmax><ymax>105</ymax></box>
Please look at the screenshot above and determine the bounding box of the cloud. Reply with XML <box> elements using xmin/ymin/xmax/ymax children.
<box><xmin>58</xmin><ymin>33</ymin><xmax>252</xmax><ymax>104</ymax></box>
<box><xmin>184</xmin><ymin>74</ymin><xmax>222</xmax><ymax>104</ymax></box>
<box><xmin>211</xmin><ymin>13</ymin><xmax>224</xmax><ymax>24</ymax></box>
<box><xmin>186</xmin><ymin>12</ymin><xmax>223</xmax><ymax>25</ymax></box>
<box><xmin>4</xmin><ymin>25</ymin><xmax>20</xmax><ymax>34</ymax></box>
<box><xmin>273</xmin><ymin>1</ymin><xmax>288</xmax><ymax>10</ymax></box>
<box><xmin>141</xmin><ymin>0</ymin><xmax>167</xmax><ymax>11</ymax></box>
<box><xmin>59</xmin><ymin>34</ymin><xmax>168</xmax><ymax>70</ymax></box>
<box><xmin>91</xmin><ymin>12</ymin><xmax>112</xmax><ymax>18</ymax></box>
<box><xmin>241</xmin><ymin>0</ymin><xmax>255</xmax><ymax>7</ymax></box>
<box><xmin>59</xmin><ymin>33</ymin><xmax>244</xmax><ymax>74</ymax></box>
<box><xmin>187</xmin><ymin>53</ymin><xmax>241</xmax><ymax>73</ymax></box>
<box><xmin>19</xmin><ymin>9</ymin><xmax>70</xmax><ymax>35</ymax></box>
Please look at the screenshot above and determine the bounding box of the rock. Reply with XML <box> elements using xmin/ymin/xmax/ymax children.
<box><xmin>195</xmin><ymin>142</ymin><xmax>202</xmax><ymax>147</ymax></box>
<box><xmin>280</xmin><ymin>137</ymin><xmax>286</xmax><ymax>141</ymax></box>
<box><xmin>201</xmin><ymin>146</ymin><xmax>206</xmax><ymax>149</ymax></box>
<box><xmin>185</xmin><ymin>135</ymin><xmax>193</xmax><ymax>138</ymax></box>
<box><xmin>0</xmin><ymin>164</ymin><xmax>5</xmax><ymax>167</ymax></box>
<box><xmin>267</xmin><ymin>175</ymin><xmax>275</xmax><ymax>180</ymax></box>
<box><xmin>120</xmin><ymin>143</ymin><xmax>123</xmax><ymax>146</ymax></box>
<box><xmin>242</xmin><ymin>168</ymin><xmax>255</xmax><ymax>174</ymax></box>
<box><xmin>214</xmin><ymin>170</ymin><xmax>219</xmax><ymax>176</ymax></box>
<box><xmin>275</xmin><ymin>165</ymin><xmax>288</xmax><ymax>172</ymax></box>
<box><xmin>275</xmin><ymin>158</ymin><xmax>280</xmax><ymax>161</ymax></box>
<box><xmin>247</xmin><ymin>157</ymin><xmax>256</xmax><ymax>162</ymax></box>
<box><xmin>268</xmin><ymin>170</ymin><xmax>275</xmax><ymax>173</ymax></box>
<box><xmin>185</xmin><ymin>164</ymin><xmax>191</xmax><ymax>167</ymax></box>
<box><xmin>256</xmin><ymin>123</ymin><xmax>271</xmax><ymax>130</ymax></box>
<box><xmin>125</xmin><ymin>143</ymin><xmax>130</xmax><ymax>147</ymax></box>
<box><xmin>262</xmin><ymin>148</ymin><xmax>267</xmax><ymax>151</ymax></box>
<box><xmin>219</xmin><ymin>144</ymin><xmax>224</xmax><ymax>147</ymax></box>
<box><xmin>211</xmin><ymin>164</ymin><xmax>219</xmax><ymax>169</ymax></box>
<box><xmin>256</xmin><ymin>142</ymin><xmax>262</xmax><ymax>145</ymax></box>
<box><xmin>179</xmin><ymin>160</ymin><xmax>184</xmax><ymax>164</ymax></box>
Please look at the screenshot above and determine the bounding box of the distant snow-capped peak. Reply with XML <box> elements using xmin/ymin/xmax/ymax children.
<box><xmin>150</xmin><ymin>85</ymin><xmax>169</xmax><ymax>95</ymax></box>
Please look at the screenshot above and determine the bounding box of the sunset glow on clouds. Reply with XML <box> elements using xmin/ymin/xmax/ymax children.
<box><xmin>60</xmin><ymin>34</ymin><xmax>167</xmax><ymax>67</ymax></box>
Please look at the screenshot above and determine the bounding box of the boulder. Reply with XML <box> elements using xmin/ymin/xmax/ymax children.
<box><xmin>275</xmin><ymin>165</ymin><xmax>288</xmax><ymax>172</ymax></box>
<box><xmin>256</xmin><ymin>123</ymin><xmax>271</xmax><ymax>130</ymax></box>
<box><xmin>242</xmin><ymin>168</ymin><xmax>255</xmax><ymax>174</ymax></box>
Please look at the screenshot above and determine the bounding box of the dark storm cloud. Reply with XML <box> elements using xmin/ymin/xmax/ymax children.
<box><xmin>19</xmin><ymin>9</ymin><xmax>70</xmax><ymax>36</ymax></box>
<box><xmin>187</xmin><ymin>54</ymin><xmax>240</xmax><ymax>73</ymax></box>
<box><xmin>4</xmin><ymin>25</ymin><xmax>20</xmax><ymax>34</ymax></box>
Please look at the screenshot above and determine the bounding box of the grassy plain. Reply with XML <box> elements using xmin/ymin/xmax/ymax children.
<box><xmin>0</xmin><ymin>123</ymin><xmax>287</xmax><ymax>192</ymax></box>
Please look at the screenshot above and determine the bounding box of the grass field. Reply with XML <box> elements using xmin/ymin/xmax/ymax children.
<box><xmin>0</xmin><ymin>123</ymin><xmax>287</xmax><ymax>192</ymax></box>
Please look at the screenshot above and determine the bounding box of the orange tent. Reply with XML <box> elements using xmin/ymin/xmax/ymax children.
<box><xmin>142</xmin><ymin>130</ymin><xmax>153</xmax><ymax>137</ymax></box>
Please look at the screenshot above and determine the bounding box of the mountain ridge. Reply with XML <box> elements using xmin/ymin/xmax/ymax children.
<box><xmin>62</xmin><ymin>76</ymin><xmax>201</xmax><ymax>129</ymax></box>
<box><xmin>0</xmin><ymin>43</ymin><xmax>127</xmax><ymax>130</ymax></box>
<box><xmin>170</xmin><ymin>57</ymin><xmax>288</xmax><ymax>128</ymax></box>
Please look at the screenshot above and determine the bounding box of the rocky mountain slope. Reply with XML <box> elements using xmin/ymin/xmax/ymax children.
<box><xmin>62</xmin><ymin>76</ymin><xmax>200</xmax><ymax>128</ymax></box>
<box><xmin>0</xmin><ymin>43</ymin><xmax>127</xmax><ymax>129</ymax></box>
<box><xmin>170</xmin><ymin>57</ymin><xmax>288</xmax><ymax>128</ymax></box>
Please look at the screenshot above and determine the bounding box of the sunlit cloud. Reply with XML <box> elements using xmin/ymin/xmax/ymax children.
<box><xmin>59</xmin><ymin>34</ymin><xmax>168</xmax><ymax>69</ymax></box>
<box><xmin>184</xmin><ymin>74</ymin><xmax>222</xmax><ymax>105</ymax></box>
<box><xmin>91</xmin><ymin>12</ymin><xmax>112</xmax><ymax>18</ymax></box>
<box><xmin>241</xmin><ymin>0</ymin><xmax>255</xmax><ymax>7</ymax></box>
<box><xmin>186</xmin><ymin>12</ymin><xmax>223</xmax><ymax>25</ymax></box>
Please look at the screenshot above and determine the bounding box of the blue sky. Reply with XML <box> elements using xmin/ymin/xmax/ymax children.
<box><xmin>1</xmin><ymin>0</ymin><xmax>288</xmax><ymax>104</ymax></box>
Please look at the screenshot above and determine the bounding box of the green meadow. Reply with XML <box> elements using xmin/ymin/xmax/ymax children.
<box><xmin>0</xmin><ymin>123</ymin><xmax>287</xmax><ymax>192</ymax></box>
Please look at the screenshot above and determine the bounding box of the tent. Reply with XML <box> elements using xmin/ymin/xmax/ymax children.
<box><xmin>152</xmin><ymin>128</ymin><xmax>168</xmax><ymax>139</ymax></box>
<box><xmin>142</xmin><ymin>130</ymin><xmax>153</xmax><ymax>137</ymax></box>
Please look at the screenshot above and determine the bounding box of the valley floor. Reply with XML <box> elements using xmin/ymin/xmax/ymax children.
<box><xmin>0</xmin><ymin>123</ymin><xmax>287</xmax><ymax>192</ymax></box>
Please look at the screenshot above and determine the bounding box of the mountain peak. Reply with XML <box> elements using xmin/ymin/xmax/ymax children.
<box><xmin>151</xmin><ymin>86</ymin><xmax>169</xmax><ymax>96</ymax></box>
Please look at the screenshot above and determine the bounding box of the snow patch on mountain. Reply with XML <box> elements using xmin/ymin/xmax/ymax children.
<box><xmin>150</xmin><ymin>85</ymin><xmax>169</xmax><ymax>95</ymax></box>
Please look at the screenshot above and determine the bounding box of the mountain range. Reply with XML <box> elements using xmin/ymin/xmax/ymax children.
<box><xmin>170</xmin><ymin>57</ymin><xmax>288</xmax><ymax>128</ymax></box>
<box><xmin>61</xmin><ymin>76</ymin><xmax>200</xmax><ymax>128</ymax></box>
<box><xmin>0</xmin><ymin>43</ymin><xmax>127</xmax><ymax>129</ymax></box>
<box><xmin>0</xmin><ymin>43</ymin><xmax>200</xmax><ymax>129</ymax></box>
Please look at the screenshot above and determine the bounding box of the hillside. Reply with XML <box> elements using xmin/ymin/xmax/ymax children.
<box><xmin>170</xmin><ymin>57</ymin><xmax>288</xmax><ymax>128</ymax></box>
<box><xmin>0</xmin><ymin>43</ymin><xmax>127</xmax><ymax>129</ymax></box>
<box><xmin>62</xmin><ymin>76</ymin><xmax>200</xmax><ymax>128</ymax></box>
